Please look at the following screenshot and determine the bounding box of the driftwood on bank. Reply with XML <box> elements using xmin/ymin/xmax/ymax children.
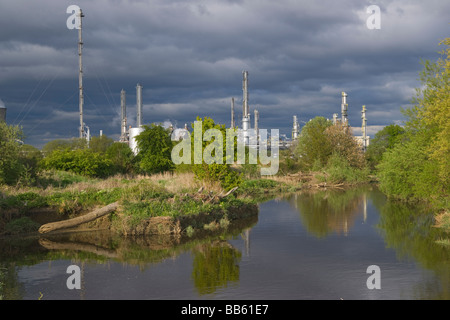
<box><xmin>38</xmin><ymin>201</ymin><xmax>119</xmax><ymax>234</ymax></box>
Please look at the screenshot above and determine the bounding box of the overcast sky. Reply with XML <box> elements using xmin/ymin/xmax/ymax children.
<box><xmin>0</xmin><ymin>0</ymin><xmax>448</xmax><ymax>148</ymax></box>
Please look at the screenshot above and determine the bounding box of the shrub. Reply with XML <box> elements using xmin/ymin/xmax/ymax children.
<box><xmin>41</xmin><ymin>149</ymin><xmax>113</xmax><ymax>178</ymax></box>
<box><xmin>135</xmin><ymin>124</ymin><xmax>175</xmax><ymax>174</ymax></box>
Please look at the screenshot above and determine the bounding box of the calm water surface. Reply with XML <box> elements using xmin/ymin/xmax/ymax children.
<box><xmin>1</xmin><ymin>186</ymin><xmax>449</xmax><ymax>300</ymax></box>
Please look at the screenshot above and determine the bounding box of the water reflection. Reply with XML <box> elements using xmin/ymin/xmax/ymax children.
<box><xmin>1</xmin><ymin>187</ymin><xmax>449</xmax><ymax>300</ymax></box>
<box><xmin>192</xmin><ymin>241</ymin><xmax>241</xmax><ymax>295</ymax></box>
<box><xmin>373</xmin><ymin>198</ymin><xmax>450</xmax><ymax>299</ymax></box>
<box><xmin>0</xmin><ymin>215</ymin><xmax>257</xmax><ymax>299</ymax></box>
<box><xmin>287</xmin><ymin>186</ymin><xmax>371</xmax><ymax>237</ymax></box>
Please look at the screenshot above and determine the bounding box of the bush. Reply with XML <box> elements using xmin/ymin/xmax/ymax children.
<box><xmin>41</xmin><ymin>149</ymin><xmax>113</xmax><ymax>178</ymax></box>
<box><xmin>321</xmin><ymin>153</ymin><xmax>369</xmax><ymax>184</ymax></box>
<box><xmin>377</xmin><ymin>137</ymin><xmax>442</xmax><ymax>201</ymax></box>
<box><xmin>0</xmin><ymin>122</ymin><xmax>24</xmax><ymax>185</ymax></box>
<box><xmin>189</xmin><ymin>116</ymin><xmax>242</xmax><ymax>190</ymax></box>
<box><xmin>106</xmin><ymin>142</ymin><xmax>135</xmax><ymax>174</ymax></box>
<box><xmin>135</xmin><ymin>124</ymin><xmax>175</xmax><ymax>174</ymax></box>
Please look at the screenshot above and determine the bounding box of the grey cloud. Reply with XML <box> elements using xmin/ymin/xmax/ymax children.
<box><xmin>0</xmin><ymin>0</ymin><xmax>448</xmax><ymax>148</ymax></box>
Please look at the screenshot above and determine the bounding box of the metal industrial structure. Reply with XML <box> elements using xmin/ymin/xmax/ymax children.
<box><xmin>254</xmin><ymin>109</ymin><xmax>259</xmax><ymax>145</ymax></box>
<box><xmin>292</xmin><ymin>115</ymin><xmax>299</xmax><ymax>140</ymax></box>
<box><xmin>242</xmin><ymin>71</ymin><xmax>251</xmax><ymax>145</ymax></box>
<box><xmin>341</xmin><ymin>91</ymin><xmax>348</xmax><ymax>126</ymax></box>
<box><xmin>120</xmin><ymin>89</ymin><xmax>128</xmax><ymax>142</ymax></box>
<box><xmin>355</xmin><ymin>105</ymin><xmax>370</xmax><ymax>151</ymax></box>
<box><xmin>128</xmin><ymin>83</ymin><xmax>145</xmax><ymax>155</ymax></box>
<box><xmin>231</xmin><ymin>97</ymin><xmax>235</xmax><ymax>128</ymax></box>
<box><xmin>78</xmin><ymin>8</ymin><xmax>85</xmax><ymax>140</ymax></box>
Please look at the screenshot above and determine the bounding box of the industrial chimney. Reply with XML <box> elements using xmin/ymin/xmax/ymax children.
<box><xmin>341</xmin><ymin>92</ymin><xmax>348</xmax><ymax>126</ymax></box>
<box><xmin>361</xmin><ymin>105</ymin><xmax>368</xmax><ymax>151</ymax></box>
<box><xmin>292</xmin><ymin>115</ymin><xmax>299</xmax><ymax>140</ymax></box>
<box><xmin>254</xmin><ymin>109</ymin><xmax>259</xmax><ymax>146</ymax></box>
<box><xmin>231</xmin><ymin>97</ymin><xmax>235</xmax><ymax>128</ymax></box>
<box><xmin>242</xmin><ymin>71</ymin><xmax>250</xmax><ymax>145</ymax></box>
<box><xmin>120</xmin><ymin>89</ymin><xmax>128</xmax><ymax>142</ymax></box>
<box><xmin>136</xmin><ymin>83</ymin><xmax>143</xmax><ymax>128</ymax></box>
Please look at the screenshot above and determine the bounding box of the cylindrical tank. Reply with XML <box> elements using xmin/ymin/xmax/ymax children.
<box><xmin>128</xmin><ymin>127</ymin><xmax>144</xmax><ymax>155</ymax></box>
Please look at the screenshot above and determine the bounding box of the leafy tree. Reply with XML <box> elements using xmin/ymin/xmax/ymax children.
<box><xmin>295</xmin><ymin>117</ymin><xmax>365</xmax><ymax>171</ymax></box>
<box><xmin>90</xmin><ymin>135</ymin><xmax>114</xmax><ymax>154</ymax></box>
<box><xmin>365</xmin><ymin>124</ymin><xmax>405</xmax><ymax>170</ymax></box>
<box><xmin>17</xmin><ymin>144</ymin><xmax>43</xmax><ymax>185</ymax></box>
<box><xmin>295</xmin><ymin>116</ymin><xmax>332</xmax><ymax>170</ymax></box>
<box><xmin>135</xmin><ymin>124</ymin><xmax>174</xmax><ymax>174</ymax></box>
<box><xmin>106</xmin><ymin>142</ymin><xmax>135</xmax><ymax>174</ymax></box>
<box><xmin>188</xmin><ymin>116</ymin><xmax>242</xmax><ymax>190</ymax></box>
<box><xmin>0</xmin><ymin>122</ymin><xmax>24</xmax><ymax>184</ymax></box>
<box><xmin>377</xmin><ymin>38</ymin><xmax>449</xmax><ymax>205</ymax></box>
<box><xmin>324</xmin><ymin>122</ymin><xmax>366</xmax><ymax>169</ymax></box>
<box><xmin>41</xmin><ymin>138</ymin><xmax>87</xmax><ymax>155</ymax></box>
<box><xmin>40</xmin><ymin>149</ymin><xmax>113</xmax><ymax>178</ymax></box>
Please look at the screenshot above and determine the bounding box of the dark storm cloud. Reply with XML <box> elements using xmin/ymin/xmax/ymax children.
<box><xmin>0</xmin><ymin>0</ymin><xmax>448</xmax><ymax>147</ymax></box>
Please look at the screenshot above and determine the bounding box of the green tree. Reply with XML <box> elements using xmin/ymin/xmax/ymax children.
<box><xmin>41</xmin><ymin>138</ymin><xmax>87</xmax><ymax>155</ymax></box>
<box><xmin>106</xmin><ymin>142</ymin><xmax>135</xmax><ymax>174</ymax></box>
<box><xmin>89</xmin><ymin>135</ymin><xmax>114</xmax><ymax>154</ymax></box>
<box><xmin>324</xmin><ymin>122</ymin><xmax>366</xmax><ymax>169</ymax></box>
<box><xmin>188</xmin><ymin>116</ymin><xmax>242</xmax><ymax>190</ymax></box>
<box><xmin>295</xmin><ymin>116</ymin><xmax>332</xmax><ymax>170</ymax></box>
<box><xmin>365</xmin><ymin>124</ymin><xmax>405</xmax><ymax>170</ymax></box>
<box><xmin>0</xmin><ymin>122</ymin><xmax>24</xmax><ymax>185</ymax></box>
<box><xmin>135</xmin><ymin>124</ymin><xmax>174</xmax><ymax>174</ymax></box>
<box><xmin>377</xmin><ymin>38</ymin><xmax>449</xmax><ymax>205</ymax></box>
<box><xmin>40</xmin><ymin>149</ymin><xmax>113</xmax><ymax>178</ymax></box>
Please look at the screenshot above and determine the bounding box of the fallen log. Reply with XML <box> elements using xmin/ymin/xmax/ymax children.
<box><xmin>38</xmin><ymin>202</ymin><xmax>119</xmax><ymax>234</ymax></box>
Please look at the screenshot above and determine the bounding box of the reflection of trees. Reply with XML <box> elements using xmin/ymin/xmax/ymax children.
<box><xmin>289</xmin><ymin>187</ymin><xmax>369</xmax><ymax>238</ymax></box>
<box><xmin>191</xmin><ymin>241</ymin><xmax>241</xmax><ymax>295</ymax></box>
<box><xmin>0</xmin><ymin>215</ymin><xmax>256</xmax><ymax>299</ymax></box>
<box><xmin>0</xmin><ymin>263</ymin><xmax>23</xmax><ymax>300</ymax></box>
<box><xmin>374</xmin><ymin>198</ymin><xmax>450</xmax><ymax>299</ymax></box>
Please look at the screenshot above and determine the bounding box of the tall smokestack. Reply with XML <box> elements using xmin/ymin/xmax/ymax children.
<box><xmin>292</xmin><ymin>115</ymin><xmax>299</xmax><ymax>140</ymax></box>
<box><xmin>361</xmin><ymin>105</ymin><xmax>368</xmax><ymax>151</ymax></box>
<box><xmin>254</xmin><ymin>109</ymin><xmax>259</xmax><ymax>145</ymax></box>
<box><xmin>120</xmin><ymin>89</ymin><xmax>128</xmax><ymax>142</ymax></box>
<box><xmin>231</xmin><ymin>97</ymin><xmax>235</xmax><ymax>128</ymax></box>
<box><xmin>136</xmin><ymin>83</ymin><xmax>143</xmax><ymax>127</ymax></box>
<box><xmin>243</xmin><ymin>71</ymin><xmax>249</xmax><ymax>118</ymax></box>
<box><xmin>242</xmin><ymin>71</ymin><xmax>250</xmax><ymax>145</ymax></box>
<box><xmin>341</xmin><ymin>92</ymin><xmax>348</xmax><ymax>126</ymax></box>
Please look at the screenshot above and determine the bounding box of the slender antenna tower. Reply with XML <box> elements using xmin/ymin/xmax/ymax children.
<box><xmin>78</xmin><ymin>9</ymin><xmax>85</xmax><ymax>139</ymax></box>
<box><xmin>120</xmin><ymin>89</ymin><xmax>128</xmax><ymax>142</ymax></box>
<box><xmin>231</xmin><ymin>97</ymin><xmax>235</xmax><ymax>128</ymax></box>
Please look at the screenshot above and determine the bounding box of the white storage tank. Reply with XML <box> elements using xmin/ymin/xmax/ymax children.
<box><xmin>129</xmin><ymin>127</ymin><xmax>144</xmax><ymax>155</ymax></box>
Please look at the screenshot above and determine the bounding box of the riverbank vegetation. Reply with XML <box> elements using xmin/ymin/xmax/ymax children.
<box><xmin>1</xmin><ymin>39</ymin><xmax>448</xmax><ymax>237</ymax></box>
<box><xmin>370</xmin><ymin>38</ymin><xmax>449</xmax><ymax>230</ymax></box>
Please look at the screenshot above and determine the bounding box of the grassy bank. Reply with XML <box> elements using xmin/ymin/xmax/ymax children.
<box><xmin>0</xmin><ymin>171</ymin><xmax>269</xmax><ymax>236</ymax></box>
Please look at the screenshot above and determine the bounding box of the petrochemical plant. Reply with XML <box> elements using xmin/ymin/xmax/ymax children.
<box><xmin>2</xmin><ymin>7</ymin><xmax>370</xmax><ymax>154</ymax></box>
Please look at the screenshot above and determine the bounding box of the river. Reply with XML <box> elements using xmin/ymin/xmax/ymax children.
<box><xmin>0</xmin><ymin>185</ymin><xmax>448</xmax><ymax>300</ymax></box>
